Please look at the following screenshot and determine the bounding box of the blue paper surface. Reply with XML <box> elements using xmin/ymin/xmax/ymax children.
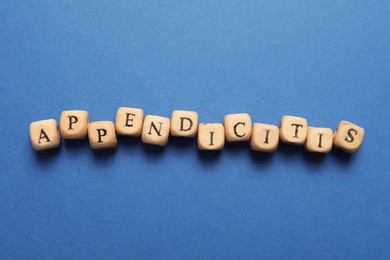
<box><xmin>1</xmin><ymin>1</ymin><xmax>389</xmax><ymax>259</ymax></box>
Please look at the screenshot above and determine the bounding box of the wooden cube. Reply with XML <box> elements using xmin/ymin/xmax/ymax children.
<box><xmin>141</xmin><ymin>115</ymin><xmax>170</xmax><ymax>146</ymax></box>
<box><xmin>305</xmin><ymin>127</ymin><xmax>333</xmax><ymax>153</ymax></box>
<box><xmin>60</xmin><ymin>110</ymin><xmax>89</xmax><ymax>139</ymax></box>
<box><xmin>170</xmin><ymin>110</ymin><xmax>198</xmax><ymax>137</ymax></box>
<box><xmin>30</xmin><ymin>119</ymin><xmax>61</xmax><ymax>151</ymax></box>
<box><xmin>333</xmin><ymin>120</ymin><xmax>364</xmax><ymax>153</ymax></box>
<box><xmin>88</xmin><ymin>121</ymin><xmax>117</xmax><ymax>149</ymax></box>
<box><xmin>224</xmin><ymin>113</ymin><xmax>252</xmax><ymax>142</ymax></box>
<box><xmin>197</xmin><ymin>123</ymin><xmax>225</xmax><ymax>150</ymax></box>
<box><xmin>115</xmin><ymin>107</ymin><xmax>144</xmax><ymax>136</ymax></box>
<box><xmin>280</xmin><ymin>115</ymin><xmax>308</xmax><ymax>145</ymax></box>
<box><xmin>250</xmin><ymin>123</ymin><xmax>279</xmax><ymax>152</ymax></box>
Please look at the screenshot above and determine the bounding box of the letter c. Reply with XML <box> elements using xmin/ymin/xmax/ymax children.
<box><xmin>233</xmin><ymin>122</ymin><xmax>246</xmax><ymax>137</ymax></box>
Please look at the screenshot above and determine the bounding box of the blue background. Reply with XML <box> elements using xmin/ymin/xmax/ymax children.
<box><xmin>1</xmin><ymin>1</ymin><xmax>389</xmax><ymax>259</ymax></box>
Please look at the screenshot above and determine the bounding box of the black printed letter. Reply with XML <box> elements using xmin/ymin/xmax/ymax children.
<box><xmin>291</xmin><ymin>124</ymin><xmax>303</xmax><ymax>138</ymax></box>
<box><xmin>148</xmin><ymin>122</ymin><xmax>162</xmax><ymax>136</ymax></box>
<box><xmin>345</xmin><ymin>128</ymin><xmax>357</xmax><ymax>143</ymax></box>
<box><xmin>68</xmin><ymin>116</ymin><xmax>78</xmax><ymax>130</ymax></box>
<box><xmin>209</xmin><ymin>131</ymin><xmax>215</xmax><ymax>146</ymax></box>
<box><xmin>318</xmin><ymin>133</ymin><xmax>324</xmax><ymax>148</ymax></box>
<box><xmin>38</xmin><ymin>129</ymin><xmax>51</xmax><ymax>143</ymax></box>
<box><xmin>125</xmin><ymin>113</ymin><xmax>135</xmax><ymax>127</ymax></box>
<box><xmin>264</xmin><ymin>129</ymin><xmax>271</xmax><ymax>144</ymax></box>
<box><xmin>97</xmin><ymin>129</ymin><xmax>107</xmax><ymax>143</ymax></box>
<box><xmin>233</xmin><ymin>122</ymin><xmax>246</xmax><ymax>137</ymax></box>
<box><xmin>179</xmin><ymin>117</ymin><xmax>193</xmax><ymax>132</ymax></box>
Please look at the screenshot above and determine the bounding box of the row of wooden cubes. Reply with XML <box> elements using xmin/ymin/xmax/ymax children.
<box><xmin>30</xmin><ymin>108</ymin><xmax>364</xmax><ymax>153</ymax></box>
